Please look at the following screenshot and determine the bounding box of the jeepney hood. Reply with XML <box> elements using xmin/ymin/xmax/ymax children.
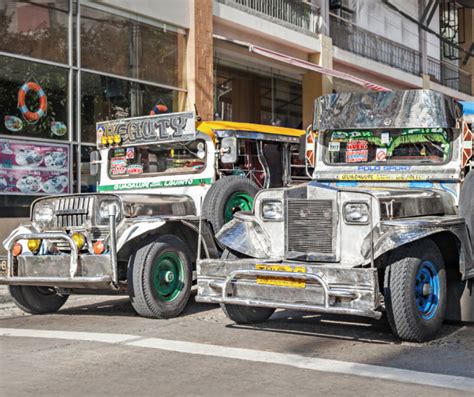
<box><xmin>306</xmin><ymin>182</ymin><xmax>455</xmax><ymax>219</ymax></box>
<box><xmin>117</xmin><ymin>193</ymin><xmax>196</xmax><ymax>217</ymax></box>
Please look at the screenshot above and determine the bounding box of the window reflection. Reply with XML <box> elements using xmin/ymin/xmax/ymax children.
<box><xmin>0</xmin><ymin>1</ymin><xmax>69</xmax><ymax>64</ymax></box>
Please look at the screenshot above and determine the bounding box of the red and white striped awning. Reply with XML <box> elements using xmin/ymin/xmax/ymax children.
<box><xmin>249</xmin><ymin>45</ymin><xmax>391</xmax><ymax>92</ymax></box>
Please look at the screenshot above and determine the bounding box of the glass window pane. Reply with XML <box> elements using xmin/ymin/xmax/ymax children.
<box><xmin>80</xmin><ymin>145</ymin><xmax>97</xmax><ymax>192</ymax></box>
<box><xmin>0</xmin><ymin>1</ymin><xmax>69</xmax><ymax>64</ymax></box>
<box><xmin>81</xmin><ymin>72</ymin><xmax>179</xmax><ymax>143</ymax></box>
<box><xmin>80</xmin><ymin>6</ymin><xmax>185</xmax><ymax>88</ymax></box>
<box><xmin>0</xmin><ymin>56</ymin><xmax>69</xmax><ymax>140</ymax></box>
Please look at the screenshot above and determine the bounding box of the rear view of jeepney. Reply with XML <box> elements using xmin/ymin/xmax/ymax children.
<box><xmin>197</xmin><ymin>90</ymin><xmax>474</xmax><ymax>342</ymax></box>
<box><xmin>0</xmin><ymin>111</ymin><xmax>308</xmax><ymax>319</ymax></box>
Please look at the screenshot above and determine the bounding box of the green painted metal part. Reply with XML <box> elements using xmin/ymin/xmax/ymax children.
<box><xmin>151</xmin><ymin>252</ymin><xmax>184</xmax><ymax>302</ymax></box>
<box><xmin>224</xmin><ymin>192</ymin><xmax>254</xmax><ymax>223</ymax></box>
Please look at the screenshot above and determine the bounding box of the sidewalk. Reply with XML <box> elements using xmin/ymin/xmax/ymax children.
<box><xmin>0</xmin><ymin>286</ymin><xmax>11</xmax><ymax>303</ymax></box>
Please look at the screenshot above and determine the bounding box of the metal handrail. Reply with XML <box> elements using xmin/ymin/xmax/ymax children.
<box><xmin>217</xmin><ymin>0</ymin><xmax>320</xmax><ymax>36</ymax></box>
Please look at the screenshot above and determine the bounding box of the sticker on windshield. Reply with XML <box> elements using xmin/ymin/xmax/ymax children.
<box><xmin>127</xmin><ymin>164</ymin><xmax>143</xmax><ymax>175</ymax></box>
<box><xmin>381</xmin><ymin>132</ymin><xmax>390</xmax><ymax>144</ymax></box>
<box><xmin>114</xmin><ymin>148</ymin><xmax>125</xmax><ymax>157</ymax></box>
<box><xmin>328</xmin><ymin>142</ymin><xmax>340</xmax><ymax>152</ymax></box>
<box><xmin>347</xmin><ymin>140</ymin><xmax>368</xmax><ymax>150</ymax></box>
<box><xmin>126</xmin><ymin>147</ymin><xmax>135</xmax><ymax>159</ymax></box>
<box><xmin>376</xmin><ymin>148</ymin><xmax>387</xmax><ymax>162</ymax></box>
<box><xmin>346</xmin><ymin>150</ymin><xmax>368</xmax><ymax>163</ymax></box>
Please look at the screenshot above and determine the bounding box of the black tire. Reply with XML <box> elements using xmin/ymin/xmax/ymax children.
<box><xmin>221</xmin><ymin>303</ymin><xmax>275</xmax><ymax>324</ymax></box>
<box><xmin>128</xmin><ymin>235</ymin><xmax>192</xmax><ymax>319</ymax></box>
<box><xmin>9</xmin><ymin>286</ymin><xmax>68</xmax><ymax>314</ymax></box>
<box><xmin>384</xmin><ymin>239</ymin><xmax>447</xmax><ymax>342</ymax></box>
<box><xmin>202</xmin><ymin>176</ymin><xmax>259</xmax><ymax>236</ymax></box>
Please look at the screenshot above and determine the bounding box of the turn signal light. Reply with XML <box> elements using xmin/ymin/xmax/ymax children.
<box><xmin>12</xmin><ymin>243</ymin><xmax>22</xmax><ymax>257</ymax></box>
<box><xmin>27</xmin><ymin>239</ymin><xmax>41</xmax><ymax>253</ymax></box>
<box><xmin>93</xmin><ymin>241</ymin><xmax>106</xmax><ymax>255</ymax></box>
<box><xmin>71</xmin><ymin>233</ymin><xmax>86</xmax><ymax>250</ymax></box>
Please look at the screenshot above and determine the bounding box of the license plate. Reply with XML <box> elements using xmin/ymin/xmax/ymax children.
<box><xmin>256</xmin><ymin>264</ymin><xmax>306</xmax><ymax>288</ymax></box>
<box><xmin>0</xmin><ymin>260</ymin><xmax>7</xmax><ymax>276</ymax></box>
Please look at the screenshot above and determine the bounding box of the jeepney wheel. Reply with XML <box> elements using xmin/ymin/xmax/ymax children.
<box><xmin>9</xmin><ymin>286</ymin><xmax>68</xmax><ymax>314</ymax></box>
<box><xmin>383</xmin><ymin>239</ymin><xmax>447</xmax><ymax>342</ymax></box>
<box><xmin>128</xmin><ymin>235</ymin><xmax>192</xmax><ymax>319</ymax></box>
<box><xmin>221</xmin><ymin>304</ymin><xmax>275</xmax><ymax>324</ymax></box>
<box><xmin>203</xmin><ymin>176</ymin><xmax>259</xmax><ymax>236</ymax></box>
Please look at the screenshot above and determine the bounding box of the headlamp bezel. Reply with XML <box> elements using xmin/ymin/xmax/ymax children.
<box><xmin>261</xmin><ymin>199</ymin><xmax>284</xmax><ymax>221</ymax></box>
<box><xmin>343</xmin><ymin>201</ymin><xmax>370</xmax><ymax>225</ymax></box>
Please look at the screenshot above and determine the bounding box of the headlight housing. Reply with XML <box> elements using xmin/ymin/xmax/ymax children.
<box><xmin>33</xmin><ymin>202</ymin><xmax>54</xmax><ymax>225</ymax></box>
<box><xmin>261</xmin><ymin>200</ymin><xmax>283</xmax><ymax>221</ymax></box>
<box><xmin>343</xmin><ymin>202</ymin><xmax>370</xmax><ymax>224</ymax></box>
<box><xmin>97</xmin><ymin>199</ymin><xmax>121</xmax><ymax>223</ymax></box>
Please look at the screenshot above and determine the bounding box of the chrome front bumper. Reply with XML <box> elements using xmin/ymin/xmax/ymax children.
<box><xmin>197</xmin><ymin>258</ymin><xmax>383</xmax><ymax>319</ymax></box>
<box><xmin>0</xmin><ymin>231</ymin><xmax>116</xmax><ymax>289</ymax></box>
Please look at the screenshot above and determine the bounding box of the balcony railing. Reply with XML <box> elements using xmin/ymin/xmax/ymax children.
<box><xmin>217</xmin><ymin>0</ymin><xmax>320</xmax><ymax>36</ymax></box>
<box><xmin>330</xmin><ymin>13</ymin><xmax>421</xmax><ymax>76</ymax></box>
<box><xmin>428</xmin><ymin>57</ymin><xmax>472</xmax><ymax>96</ymax></box>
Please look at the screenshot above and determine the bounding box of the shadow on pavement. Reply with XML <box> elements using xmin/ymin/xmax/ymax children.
<box><xmin>226</xmin><ymin>309</ymin><xmax>464</xmax><ymax>345</ymax></box>
<box><xmin>57</xmin><ymin>292</ymin><xmax>218</xmax><ymax>319</ymax></box>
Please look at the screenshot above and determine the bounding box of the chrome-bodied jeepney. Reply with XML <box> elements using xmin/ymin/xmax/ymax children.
<box><xmin>196</xmin><ymin>90</ymin><xmax>474</xmax><ymax>342</ymax></box>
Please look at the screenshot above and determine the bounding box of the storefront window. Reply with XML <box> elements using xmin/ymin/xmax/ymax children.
<box><xmin>0</xmin><ymin>1</ymin><xmax>69</xmax><ymax>64</ymax></box>
<box><xmin>80</xmin><ymin>145</ymin><xmax>96</xmax><ymax>193</ymax></box>
<box><xmin>215</xmin><ymin>65</ymin><xmax>302</xmax><ymax>128</ymax></box>
<box><xmin>81</xmin><ymin>72</ymin><xmax>179</xmax><ymax>143</ymax></box>
<box><xmin>80</xmin><ymin>6</ymin><xmax>185</xmax><ymax>88</ymax></box>
<box><xmin>0</xmin><ymin>56</ymin><xmax>69</xmax><ymax>140</ymax></box>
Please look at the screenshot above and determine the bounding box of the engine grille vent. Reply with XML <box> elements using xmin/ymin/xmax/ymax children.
<box><xmin>286</xmin><ymin>199</ymin><xmax>334</xmax><ymax>254</ymax></box>
<box><xmin>53</xmin><ymin>196</ymin><xmax>94</xmax><ymax>227</ymax></box>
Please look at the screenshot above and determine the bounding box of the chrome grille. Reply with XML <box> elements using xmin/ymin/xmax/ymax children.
<box><xmin>53</xmin><ymin>196</ymin><xmax>94</xmax><ymax>228</ymax></box>
<box><xmin>286</xmin><ymin>199</ymin><xmax>334</xmax><ymax>254</ymax></box>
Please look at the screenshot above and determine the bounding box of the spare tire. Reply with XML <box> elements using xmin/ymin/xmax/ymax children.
<box><xmin>203</xmin><ymin>176</ymin><xmax>259</xmax><ymax>235</ymax></box>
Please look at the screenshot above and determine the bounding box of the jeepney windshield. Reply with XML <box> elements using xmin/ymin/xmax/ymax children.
<box><xmin>108</xmin><ymin>140</ymin><xmax>206</xmax><ymax>178</ymax></box>
<box><xmin>323</xmin><ymin>128</ymin><xmax>451</xmax><ymax>165</ymax></box>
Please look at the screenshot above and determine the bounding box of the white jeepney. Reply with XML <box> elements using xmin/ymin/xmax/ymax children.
<box><xmin>1</xmin><ymin>112</ymin><xmax>309</xmax><ymax>318</ymax></box>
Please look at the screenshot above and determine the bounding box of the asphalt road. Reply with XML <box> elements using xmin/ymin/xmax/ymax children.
<box><xmin>0</xmin><ymin>292</ymin><xmax>473</xmax><ymax>396</ymax></box>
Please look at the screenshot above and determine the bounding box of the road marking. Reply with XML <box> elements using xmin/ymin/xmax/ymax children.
<box><xmin>1</xmin><ymin>327</ymin><xmax>473</xmax><ymax>392</ymax></box>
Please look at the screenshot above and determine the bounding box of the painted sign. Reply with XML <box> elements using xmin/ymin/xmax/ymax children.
<box><xmin>0</xmin><ymin>139</ymin><xmax>70</xmax><ymax>195</ymax></box>
<box><xmin>96</xmin><ymin>112</ymin><xmax>196</xmax><ymax>146</ymax></box>
<box><xmin>98</xmin><ymin>177</ymin><xmax>213</xmax><ymax>192</ymax></box>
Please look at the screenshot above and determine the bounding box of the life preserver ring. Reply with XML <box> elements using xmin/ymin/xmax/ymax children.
<box><xmin>18</xmin><ymin>82</ymin><xmax>47</xmax><ymax>122</ymax></box>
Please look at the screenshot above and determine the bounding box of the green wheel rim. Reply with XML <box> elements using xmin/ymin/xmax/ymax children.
<box><xmin>151</xmin><ymin>252</ymin><xmax>184</xmax><ymax>302</ymax></box>
<box><xmin>224</xmin><ymin>192</ymin><xmax>254</xmax><ymax>223</ymax></box>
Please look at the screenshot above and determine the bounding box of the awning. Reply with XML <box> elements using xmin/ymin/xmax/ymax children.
<box><xmin>249</xmin><ymin>45</ymin><xmax>391</xmax><ymax>92</ymax></box>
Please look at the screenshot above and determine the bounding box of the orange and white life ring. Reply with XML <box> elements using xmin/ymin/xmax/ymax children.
<box><xmin>18</xmin><ymin>82</ymin><xmax>47</xmax><ymax>122</ymax></box>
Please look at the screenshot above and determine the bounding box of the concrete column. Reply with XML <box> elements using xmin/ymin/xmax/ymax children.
<box><xmin>459</xmin><ymin>8</ymin><xmax>474</xmax><ymax>95</ymax></box>
<box><xmin>302</xmin><ymin>34</ymin><xmax>333</xmax><ymax>129</ymax></box>
<box><xmin>422</xmin><ymin>73</ymin><xmax>431</xmax><ymax>89</ymax></box>
<box><xmin>186</xmin><ymin>0</ymin><xmax>214</xmax><ymax>120</ymax></box>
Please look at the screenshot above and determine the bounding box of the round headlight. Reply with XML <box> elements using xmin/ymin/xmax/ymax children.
<box><xmin>33</xmin><ymin>204</ymin><xmax>54</xmax><ymax>224</ymax></box>
<box><xmin>262</xmin><ymin>201</ymin><xmax>283</xmax><ymax>220</ymax></box>
<box><xmin>98</xmin><ymin>200</ymin><xmax>120</xmax><ymax>220</ymax></box>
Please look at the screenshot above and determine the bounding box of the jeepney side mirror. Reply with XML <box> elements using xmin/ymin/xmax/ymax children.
<box><xmin>220</xmin><ymin>137</ymin><xmax>238</xmax><ymax>164</ymax></box>
<box><xmin>90</xmin><ymin>150</ymin><xmax>100</xmax><ymax>176</ymax></box>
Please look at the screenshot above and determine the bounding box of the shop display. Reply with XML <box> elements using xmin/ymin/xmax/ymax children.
<box><xmin>0</xmin><ymin>139</ymin><xmax>69</xmax><ymax>195</ymax></box>
<box><xmin>18</xmin><ymin>81</ymin><xmax>48</xmax><ymax>123</ymax></box>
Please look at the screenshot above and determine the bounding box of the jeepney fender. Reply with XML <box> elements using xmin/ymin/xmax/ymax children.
<box><xmin>363</xmin><ymin>219</ymin><xmax>474</xmax><ymax>279</ymax></box>
<box><xmin>116</xmin><ymin>217</ymin><xmax>166</xmax><ymax>252</ymax></box>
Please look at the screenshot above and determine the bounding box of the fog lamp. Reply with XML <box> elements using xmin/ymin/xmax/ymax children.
<box><xmin>101</xmin><ymin>136</ymin><xmax>108</xmax><ymax>146</ymax></box>
<box><xmin>27</xmin><ymin>239</ymin><xmax>41</xmax><ymax>253</ymax></box>
<box><xmin>93</xmin><ymin>241</ymin><xmax>106</xmax><ymax>255</ymax></box>
<box><xmin>71</xmin><ymin>233</ymin><xmax>86</xmax><ymax>250</ymax></box>
<box><xmin>113</xmin><ymin>134</ymin><xmax>121</xmax><ymax>144</ymax></box>
<box><xmin>12</xmin><ymin>243</ymin><xmax>22</xmax><ymax>257</ymax></box>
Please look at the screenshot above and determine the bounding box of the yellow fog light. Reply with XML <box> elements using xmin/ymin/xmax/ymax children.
<box><xmin>101</xmin><ymin>136</ymin><xmax>108</xmax><ymax>146</ymax></box>
<box><xmin>113</xmin><ymin>134</ymin><xmax>121</xmax><ymax>144</ymax></box>
<box><xmin>27</xmin><ymin>239</ymin><xmax>41</xmax><ymax>253</ymax></box>
<box><xmin>71</xmin><ymin>233</ymin><xmax>86</xmax><ymax>250</ymax></box>
<box><xmin>107</xmin><ymin>135</ymin><xmax>114</xmax><ymax>145</ymax></box>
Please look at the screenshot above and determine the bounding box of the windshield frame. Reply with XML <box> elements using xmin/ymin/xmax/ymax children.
<box><xmin>320</xmin><ymin>128</ymin><xmax>453</xmax><ymax>167</ymax></box>
<box><xmin>107</xmin><ymin>139</ymin><xmax>208</xmax><ymax>180</ymax></box>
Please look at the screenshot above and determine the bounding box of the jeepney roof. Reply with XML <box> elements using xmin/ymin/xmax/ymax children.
<box><xmin>196</xmin><ymin>120</ymin><xmax>305</xmax><ymax>140</ymax></box>
<box><xmin>313</xmin><ymin>89</ymin><xmax>462</xmax><ymax>131</ymax></box>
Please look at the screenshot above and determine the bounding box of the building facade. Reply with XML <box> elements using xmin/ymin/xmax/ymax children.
<box><xmin>0</xmin><ymin>0</ymin><xmax>472</xmax><ymax>242</ymax></box>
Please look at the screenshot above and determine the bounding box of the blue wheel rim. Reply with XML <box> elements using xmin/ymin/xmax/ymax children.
<box><xmin>415</xmin><ymin>260</ymin><xmax>440</xmax><ymax>320</ymax></box>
